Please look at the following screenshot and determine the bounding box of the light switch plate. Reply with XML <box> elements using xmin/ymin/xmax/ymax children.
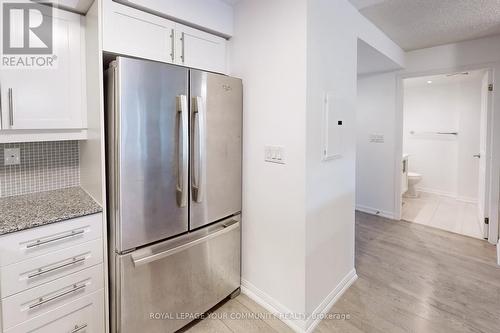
<box><xmin>4</xmin><ymin>148</ymin><xmax>21</xmax><ymax>166</ymax></box>
<box><xmin>369</xmin><ymin>134</ymin><xmax>385</xmax><ymax>144</ymax></box>
<box><xmin>265</xmin><ymin>145</ymin><xmax>285</xmax><ymax>164</ymax></box>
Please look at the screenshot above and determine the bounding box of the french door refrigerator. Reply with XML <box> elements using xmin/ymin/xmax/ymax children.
<box><xmin>106</xmin><ymin>56</ymin><xmax>242</xmax><ymax>333</ymax></box>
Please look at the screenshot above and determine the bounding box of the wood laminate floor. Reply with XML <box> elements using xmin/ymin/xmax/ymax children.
<box><xmin>184</xmin><ymin>212</ymin><xmax>500</xmax><ymax>333</ymax></box>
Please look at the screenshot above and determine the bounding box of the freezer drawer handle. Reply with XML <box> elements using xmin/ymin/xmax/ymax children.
<box><xmin>192</xmin><ymin>96</ymin><xmax>205</xmax><ymax>203</ymax></box>
<box><xmin>176</xmin><ymin>95</ymin><xmax>189</xmax><ymax>207</ymax></box>
<box><xmin>26</xmin><ymin>229</ymin><xmax>85</xmax><ymax>249</ymax></box>
<box><xmin>70</xmin><ymin>323</ymin><xmax>88</xmax><ymax>333</ymax></box>
<box><xmin>132</xmin><ymin>221</ymin><xmax>239</xmax><ymax>267</ymax></box>
<box><xmin>27</xmin><ymin>256</ymin><xmax>86</xmax><ymax>279</ymax></box>
<box><xmin>28</xmin><ymin>283</ymin><xmax>86</xmax><ymax>310</ymax></box>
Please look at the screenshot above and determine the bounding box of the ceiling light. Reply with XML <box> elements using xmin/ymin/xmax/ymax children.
<box><xmin>427</xmin><ymin>80</ymin><xmax>433</xmax><ymax>84</ymax></box>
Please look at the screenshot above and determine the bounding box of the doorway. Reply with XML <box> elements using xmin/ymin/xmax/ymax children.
<box><xmin>400</xmin><ymin>70</ymin><xmax>491</xmax><ymax>239</ymax></box>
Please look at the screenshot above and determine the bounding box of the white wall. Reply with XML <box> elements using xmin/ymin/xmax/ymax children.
<box><xmin>118</xmin><ymin>0</ymin><xmax>234</xmax><ymax>36</ymax></box>
<box><xmin>403</xmin><ymin>77</ymin><xmax>482</xmax><ymax>201</ymax></box>
<box><xmin>305</xmin><ymin>0</ymin><xmax>404</xmax><ymax>325</ymax></box>
<box><xmin>356</xmin><ymin>73</ymin><xmax>398</xmax><ymax>217</ymax></box>
<box><xmin>230</xmin><ymin>0</ymin><xmax>404</xmax><ymax>330</ymax></box>
<box><xmin>229</xmin><ymin>0</ymin><xmax>308</xmax><ymax>320</ymax></box>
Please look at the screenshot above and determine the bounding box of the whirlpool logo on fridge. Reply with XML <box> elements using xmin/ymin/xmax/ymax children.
<box><xmin>2</xmin><ymin>1</ymin><xmax>57</xmax><ymax>68</ymax></box>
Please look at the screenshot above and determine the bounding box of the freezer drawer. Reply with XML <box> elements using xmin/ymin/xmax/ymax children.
<box><xmin>112</xmin><ymin>216</ymin><xmax>241</xmax><ymax>333</ymax></box>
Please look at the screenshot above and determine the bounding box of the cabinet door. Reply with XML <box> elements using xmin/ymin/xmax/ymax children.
<box><xmin>0</xmin><ymin>9</ymin><xmax>86</xmax><ymax>130</ymax></box>
<box><xmin>103</xmin><ymin>0</ymin><xmax>175</xmax><ymax>63</ymax></box>
<box><xmin>175</xmin><ymin>24</ymin><xmax>227</xmax><ymax>74</ymax></box>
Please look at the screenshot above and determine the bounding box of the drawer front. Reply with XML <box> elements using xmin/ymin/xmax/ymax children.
<box><xmin>1</xmin><ymin>264</ymin><xmax>103</xmax><ymax>330</ymax></box>
<box><xmin>1</xmin><ymin>239</ymin><xmax>103</xmax><ymax>298</ymax></box>
<box><xmin>5</xmin><ymin>290</ymin><xmax>104</xmax><ymax>333</ymax></box>
<box><xmin>0</xmin><ymin>213</ymin><xmax>102</xmax><ymax>267</ymax></box>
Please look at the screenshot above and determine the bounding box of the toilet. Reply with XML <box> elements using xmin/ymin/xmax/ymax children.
<box><xmin>406</xmin><ymin>172</ymin><xmax>422</xmax><ymax>198</ymax></box>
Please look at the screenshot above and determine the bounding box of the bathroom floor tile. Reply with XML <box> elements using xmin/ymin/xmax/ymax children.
<box><xmin>402</xmin><ymin>192</ymin><xmax>483</xmax><ymax>239</ymax></box>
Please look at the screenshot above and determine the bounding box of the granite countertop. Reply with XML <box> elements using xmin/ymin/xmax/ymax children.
<box><xmin>0</xmin><ymin>187</ymin><xmax>103</xmax><ymax>236</ymax></box>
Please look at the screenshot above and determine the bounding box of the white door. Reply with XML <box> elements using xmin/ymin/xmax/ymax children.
<box><xmin>0</xmin><ymin>8</ymin><xmax>85</xmax><ymax>130</ymax></box>
<box><xmin>478</xmin><ymin>71</ymin><xmax>491</xmax><ymax>239</ymax></box>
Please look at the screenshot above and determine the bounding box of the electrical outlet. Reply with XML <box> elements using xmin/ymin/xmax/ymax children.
<box><xmin>4</xmin><ymin>148</ymin><xmax>21</xmax><ymax>166</ymax></box>
<box><xmin>265</xmin><ymin>146</ymin><xmax>285</xmax><ymax>164</ymax></box>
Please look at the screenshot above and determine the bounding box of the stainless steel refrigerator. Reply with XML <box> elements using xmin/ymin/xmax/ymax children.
<box><xmin>105</xmin><ymin>56</ymin><xmax>242</xmax><ymax>333</ymax></box>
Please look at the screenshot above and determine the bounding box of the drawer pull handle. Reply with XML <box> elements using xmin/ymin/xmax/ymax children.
<box><xmin>132</xmin><ymin>220</ymin><xmax>239</xmax><ymax>266</ymax></box>
<box><xmin>26</xmin><ymin>229</ymin><xmax>85</xmax><ymax>249</ymax></box>
<box><xmin>28</xmin><ymin>256</ymin><xmax>86</xmax><ymax>279</ymax></box>
<box><xmin>8</xmin><ymin>88</ymin><xmax>13</xmax><ymax>127</ymax></box>
<box><xmin>29</xmin><ymin>283</ymin><xmax>86</xmax><ymax>309</ymax></box>
<box><xmin>70</xmin><ymin>323</ymin><xmax>88</xmax><ymax>333</ymax></box>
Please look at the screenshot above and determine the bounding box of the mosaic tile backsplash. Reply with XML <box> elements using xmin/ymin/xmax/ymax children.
<box><xmin>0</xmin><ymin>141</ymin><xmax>80</xmax><ymax>197</ymax></box>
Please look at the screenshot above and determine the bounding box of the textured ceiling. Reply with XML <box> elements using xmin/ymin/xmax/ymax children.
<box><xmin>351</xmin><ymin>0</ymin><xmax>500</xmax><ymax>51</ymax></box>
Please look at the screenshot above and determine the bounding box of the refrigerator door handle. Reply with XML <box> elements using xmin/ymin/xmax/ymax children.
<box><xmin>131</xmin><ymin>220</ymin><xmax>239</xmax><ymax>267</ymax></box>
<box><xmin>176</xmin><ymin>95</ymin><xmax>189</xmax><ymax>207</ymax></box>
<box><xmin>192</xmin><ymin>96</ymin><xmax>205</xmax><ymax>203</ymax></box>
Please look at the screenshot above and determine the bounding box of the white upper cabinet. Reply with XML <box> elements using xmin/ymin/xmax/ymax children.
<box><xmin>103</xmin><ymin>0</ymin><xmax>227</xmax><ymax>74</ymax></box>
<box><xmin>175</xmin><ymin>24</ymin><xmax>226</xmax><ymax>74</ymax></box>
<box><xmin>102</xmin><ymin>0</ymin><xmax>175</xmax><ymax>64</ymax></box>
<box><xmin>0</xmin><ymin>9</ymin><xmax>86</xmax><ymax>131</ymax></box>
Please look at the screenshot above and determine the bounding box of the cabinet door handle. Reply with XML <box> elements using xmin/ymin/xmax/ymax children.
<box><xmin>170</xmin><ymin>29</ymin><xmax>175</xmax><ymax>62</ymax></box>
<box><xmin>181</xmin><ymin>32</ymin><xmax>185</xmax><ymax>63</ymax></box>
<box><xmin>26</xmin><ymin>229</ymin><xmax>85</xmax><ymax>249</ymax></box>
<box><xmin>8</xmin><ymin>88</ymin><xmax>13</xmax><ymax>127</ymax></box>
<box><xmin>27</xmin><ymin>256</ymin><xmax>86</xmax><ymax>279</ymax></box>
<box><xmin>70</xmin><ymin>323</ymin><xmax>88</xmax><ymax>333</ymax></box>
<box><xmin>28</xmin><ymin>283</ymin><xmax>86</xmax><ymax>309</ymax></box>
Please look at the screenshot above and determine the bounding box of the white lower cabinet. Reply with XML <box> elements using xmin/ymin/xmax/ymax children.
<box><xmin>0</xmin><ymin>238</ymin><xmax>103</xmax><ymax>298</ymax></box>
<box><xmin>0</xmin><ymin>215</ymin><xmax>106</xmax><ymax>332</ymax></box>
<box><xmin>0</xmin><ymin>214</ymin><xmax>102</xmax><ymax>267</ymax></box>
<box><xmin>1</xmin><ymin>264</ymin><xmax>103</xmax><ymax>330</ymax></box>
<box><xmin>4</xmin><ymin>290</ymin><xmax>104</xmax><ymax>333</ymax></box>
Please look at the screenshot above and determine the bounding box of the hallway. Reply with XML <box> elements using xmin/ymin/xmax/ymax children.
<box><xmin>317</xmin><ymin>212</ymin><xmax>500</xmax><ymax>332</ymax></box>
<box><xmin>184</xmin><ymin>212</ymin><xmax>500</xmax><ymax>332</ymax></box>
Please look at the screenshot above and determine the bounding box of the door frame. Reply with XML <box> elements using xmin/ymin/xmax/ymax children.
<box><xmin>394</xmin><ymin>64</ymin><xmax>499</xmax><ymax>245</ymax></box>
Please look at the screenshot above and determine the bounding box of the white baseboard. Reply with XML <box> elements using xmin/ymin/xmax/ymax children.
<box><xmin>241</xmin><ymin>269</ymin><xmax>358</xmax><ymax>333</ymax></box>
<box><xmin>304</xmin><ymin>269</ymin><xmax>358</xmax><ymax>333</ymax></box>
<box><xmin>241</xmin><ymin>279</ymin><xmax>306</xmax><ymax>332</ymax></box>
<box><xmin>416</xmin><ymin>188</ymin><xmax>478</xmax><ymax>203</ymax></box>
<box><xmin>497</xmin><ymin>242</ymin><xmax>500</xmax><ymax>266</ymax></box>
<box><xmin>356</xmin><ymin>204</ymin><xmax>396</xmax><ymax>220</ymax></box>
